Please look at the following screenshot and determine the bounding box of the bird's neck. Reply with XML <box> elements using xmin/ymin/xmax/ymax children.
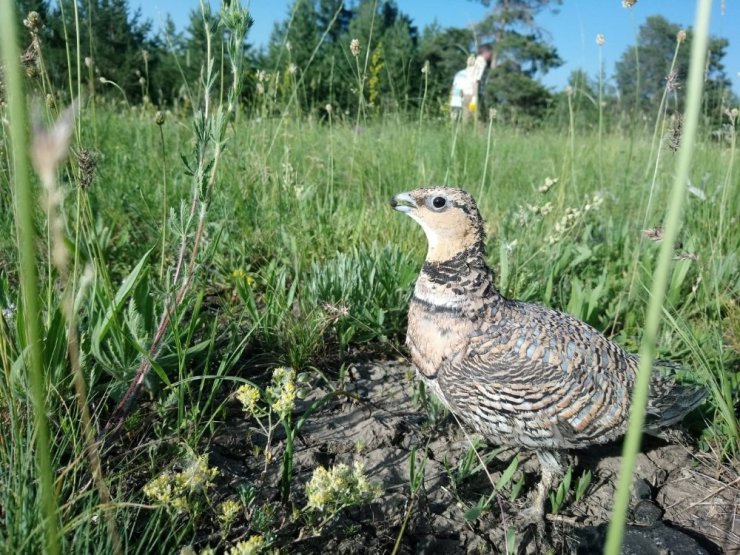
<box><xmin>417</xmin><ymin>244</ymin><xmax>501</xmax><ymax>303</ymax></box>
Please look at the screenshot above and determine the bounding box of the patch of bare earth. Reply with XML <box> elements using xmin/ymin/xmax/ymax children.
<box><xmin>211</xmin><ymin>361</ymin><xmax>739</xmax><ymax>554</ymax></box>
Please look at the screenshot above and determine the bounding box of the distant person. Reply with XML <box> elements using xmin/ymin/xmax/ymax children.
<box><xmin>450</xmin><ymin>63</ymin><xmax>473</xmax><ymax>122</ymax></box>
<box><xmin>449</xmin><ymin>55</ymin><xmax>476</xmax><ymax>123</ymax></box>
<box><xmin>470</xmin><ymin>43</ymin><xmax>493</xmax><ymax>120</ymax></box>
<box><xmin>449</xmin><ymin>44</ymin><xmax>493</xmax><ymax>124</ymax></box>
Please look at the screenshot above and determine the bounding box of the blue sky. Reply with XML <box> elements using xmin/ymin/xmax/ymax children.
<box><xmin>134</xmin><ymin>0</ymin><xmax>740</xmax><ymax>95</ymax></box>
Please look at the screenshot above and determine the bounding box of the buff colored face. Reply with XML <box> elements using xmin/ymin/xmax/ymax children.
<box><xmin>391</xmin><ymin>188</ymin><xmax>481</xmax><ymax>262</ymax></box>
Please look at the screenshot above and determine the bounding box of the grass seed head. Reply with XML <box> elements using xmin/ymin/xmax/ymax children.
<box><xmin>77</xmin><ymin>148</ymin><xmax>97</xmax><ymax>189</ymax></box>
<box><xmin>643</xmin><ymin>226</ymin><xmax>664</xmax><ymax>241</ymax></box>
<box><xmin>23</xmin><ymin>11</ymin><xmax>44</xmax><ymax>34</ymax></box>
<box><xmin>667</xmin><ymin>113</ymin><xmax>683</xmax><ymax>152</ymax></box>
<box><xmin>350</xmin><ymin>38</ymin><xmax>361</xmax><ymax>57</ymax></box>
<box><xmin>666</xmin><ymin>69</ymin><xmax>681</xmax><ymax>93</ymax></box>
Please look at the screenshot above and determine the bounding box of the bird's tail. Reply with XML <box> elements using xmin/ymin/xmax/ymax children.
<box><xmin>645</xmin><ymin>362</ymin><xmax>707</xmax><ymax>431</ymax></box>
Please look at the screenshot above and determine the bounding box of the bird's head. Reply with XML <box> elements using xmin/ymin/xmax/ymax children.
<box><xmin>391</xmin><ymin>187</ymin><xmax>486</xmax><ymax>262</ymax></box>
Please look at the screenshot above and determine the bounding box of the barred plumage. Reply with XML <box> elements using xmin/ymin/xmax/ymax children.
<box><xmin>391</xmin><ymin>187</ymin><xmax>705</xmax><ymax>521</ymax></box>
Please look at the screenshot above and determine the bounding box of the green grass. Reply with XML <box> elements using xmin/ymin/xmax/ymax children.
<box><xmin>2</xmin><ymin>108</ymin><xmax>738</xmax><ymax>552</ymax></box>
<box><xmin>1</xmin><ymin>3</ymin><xmax>739</xmax><ymax>552</ymax></box>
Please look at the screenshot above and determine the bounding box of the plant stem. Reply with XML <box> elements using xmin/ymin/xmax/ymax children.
<box><xmin>0</xmin><ymin>3</ymin><xmax>61</xmax><ymax>553</ymax></box>
<box><xmin>479</xmin><ymin>112</ymin><xmax>495</xmax><ymax>201</ymax></box>
<box><xmin>605</xmin><ymin>1</ymin><xmax>712</xmax><ymax>553</ymax></box>
<box><xmin>280</xmin><ymin>419</ymin><xmax>295</xmax><ymax>503</ymax></box>
<box><xmin>158</xmin><ymin>124</ymin><xmax>168</xmax><ymax>280</ymax></box>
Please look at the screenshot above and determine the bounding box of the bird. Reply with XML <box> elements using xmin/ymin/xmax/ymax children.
<box><xmin>390</xmin><ymin>186</ymin><xmax>705</xmax><ymax>524</ymax></box>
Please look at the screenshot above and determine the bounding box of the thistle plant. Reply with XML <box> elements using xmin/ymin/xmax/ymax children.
<box><xmin>102</xmin><ymin>0</ymin><xmax>252</xmax><ymax>436</ymax></box>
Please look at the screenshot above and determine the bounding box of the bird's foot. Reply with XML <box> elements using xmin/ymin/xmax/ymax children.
<box><xmin>515</xmin><ymin>507</ymin><xmax>555</xmax><ymax>553</ymax></box>
<box><xmin>517</xmin><ymin>506</ymin><xmax>543</xmax><ymax>525</ymax></box>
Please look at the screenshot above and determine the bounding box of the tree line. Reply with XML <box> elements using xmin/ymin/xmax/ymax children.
<box><xmin>9</xmin><ymin>0</ymin><xmax>736</xmax><ymax>126</ymax></box>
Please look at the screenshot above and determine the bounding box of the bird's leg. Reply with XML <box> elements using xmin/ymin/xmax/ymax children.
<box><xmin>534</xmin><ymin>450</ymin><xmax>565</xmax><ymax>516</ymax></box>
<box><xmin>518</xmin><ymin>450</ymin><xmax>566</xmax><ymax>532</ymax></box>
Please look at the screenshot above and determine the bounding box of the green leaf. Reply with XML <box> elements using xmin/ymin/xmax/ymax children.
<box><xmin>92</xmin><ymin>248</ymin><xmax>153</xmax><ymax>346</ymax></box>
<box><xmin>575</xmin><ymin>469</ymin><xmax>592</xmax><ymax>502</ymax></box>
<box><xmin>496</xmin><ymin>455</ymin><xmax>519</xmax><ymax>491</ymax></box>
<box><xmin>464</xmin><ymin>505</ymin><xmax>483</xmax><ymax>521</ymax></box>
<box><xmin>505</xmin><ymin>526</ymin><xmax>518</xmax><ymax>554</ymax></box>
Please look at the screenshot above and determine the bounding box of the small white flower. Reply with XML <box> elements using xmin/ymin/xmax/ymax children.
<box><xmin>350</xmin><ymin>38</ymin><xmax>361</xmax><ymax>56</ymax></box>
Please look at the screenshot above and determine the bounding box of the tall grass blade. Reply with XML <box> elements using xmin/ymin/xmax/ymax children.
<box><xmin>605</xmin><ymin>1</ymin><xmax>713</xmax><ymax>553</ymax></box>
<box><xmin>0</xmin><ymin>2</ymin><xmax>61</xmax><ymax>553</ymax></box>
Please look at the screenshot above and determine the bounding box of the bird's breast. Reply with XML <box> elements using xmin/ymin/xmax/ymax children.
<box><xmin>406</xmin><ymin>280</ymin><xmax>475</xmax><ymax>380</ymax></box>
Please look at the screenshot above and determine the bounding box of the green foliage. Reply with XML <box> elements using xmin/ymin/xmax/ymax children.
<box><xmin>416</xmin><ymin>24</ymin><xmax>474</xmax><ymax>107</ymax></box>
<box><xmin>548</xmin><ymin>465</ymin><xmax>571</xmax><ymax>514</ymax></box>
<box><xmin>615</xmin><ymin>15</ymin><xmax>732</xmax><ymax>121</ymax></box>
<box><xmin>486</xmin><ymin>63</ymin><xmax>554</xmax><ymax>121</ymax></box>
<box><xmin>575</xmin><ymin>469</ymin><xmax>592</xmax><ymax>503</ymax></box>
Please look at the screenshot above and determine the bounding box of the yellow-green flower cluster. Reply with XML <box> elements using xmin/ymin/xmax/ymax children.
<box><xmin>143</xmin><ymin>472</ymin><xmax>187</xmax><ymax>511</ymax></box>
<box><xmin>218</xmin><ymin>499</ymin><xmax>242</xmax><ymax>526</ymax></box>
<box><xmin>268</xmin><ymin>367</ymin><xmax>297</xmax><ymax>416</ymax></box>
<box><xmin>306</xmin><ymin>460</ymin><xmax>381</xmax><ymax>514</ymax></box>
<box><xmin>231</xmin><ymin>268</ymin><xmax>255</xmax><ymax>288</ymax></box>
<box><xmin>537</xmin><ymin>176</ymin><xmax>558</xmax><ymax>194</ymax></box>
<box><xmin>236</xmin><ymin>384</ymin><xmax>262</xmax><ymax>414</ymax></box>
<box><xmin>228</xmin><ymin>535</ymin><xmax>265</xmax><ymax>555</ymax></box>
<box><xmin>177</xmin><ymin>454</ymin><xmax>219</xmax><ymax>492</ymax></box>
<box><xmin>143</xmin><ymin>454</ymin><xmax>218</xmax><ymax>513</ymax></box>
<box><xmin>179</xmin><ymin>547</ymin><xmax>215</xmax><ymax>555</ymax></box>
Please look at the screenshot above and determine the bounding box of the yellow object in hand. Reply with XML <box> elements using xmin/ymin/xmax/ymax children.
<box><xmin>468</xmin><ymin>98</ymin><xmax>477</xmax><ymax>112</ymax></box>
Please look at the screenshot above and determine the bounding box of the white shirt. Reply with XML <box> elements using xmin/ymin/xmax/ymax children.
<box><xmin>450</xmin><ymin>69</ymin><xmax>473</xmax><ymax>107</ymax></box>
<box><xmin>470</xmin><ymin>54</ymin><xmax>488</xmax><ymax>83</ymax></box>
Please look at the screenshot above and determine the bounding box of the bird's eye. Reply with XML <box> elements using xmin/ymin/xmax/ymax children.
<box><xmin>432</xmin><ymin>196</ymin><xmax>447</xmax><ymax>209</ymax></box>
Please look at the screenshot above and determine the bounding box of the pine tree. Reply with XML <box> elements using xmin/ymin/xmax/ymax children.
<box><xmin>475</xmin><ymin>0</ymin><xmax>563</xmax><ymax>119</ymax></box>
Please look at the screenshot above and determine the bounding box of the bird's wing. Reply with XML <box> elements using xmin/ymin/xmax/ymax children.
<box><xmin>439</xmin><ymin>300</ymin><xmax>636</xmax><ymax>445</ymax></box>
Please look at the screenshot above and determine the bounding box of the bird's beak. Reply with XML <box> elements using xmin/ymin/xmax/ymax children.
<box><xmin>391</xmin><ymin>192</ymin><xmax>416</xmax><ymax>213</ymax></box>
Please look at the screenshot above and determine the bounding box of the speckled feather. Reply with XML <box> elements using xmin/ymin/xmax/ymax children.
<box><xmin>395</xmin><ymin>186</ymin><xmax>704</xmax><ymax>461</ymax></box>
